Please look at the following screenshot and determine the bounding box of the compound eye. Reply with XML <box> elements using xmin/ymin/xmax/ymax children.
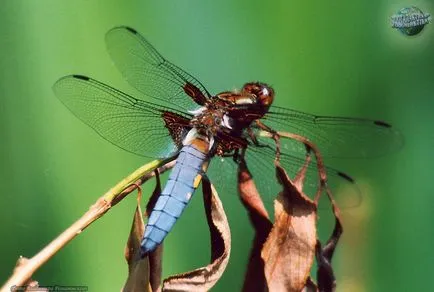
<box><xmin>242</xmin><ymin>82</ymin><xmax>274</xmax><ymax>107</ymax></box>
<box><xmin>258</xmin><ymin>86</ymin><xmax>274</xmax><ymax>106</ymax></box>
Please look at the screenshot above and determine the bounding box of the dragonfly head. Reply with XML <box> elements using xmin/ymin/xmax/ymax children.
<box><xmin>242</xmin><ymin>82</ymin><xmax>274</xmax><ymax>108</ymax></box>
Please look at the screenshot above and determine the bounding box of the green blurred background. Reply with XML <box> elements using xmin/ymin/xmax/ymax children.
<box><xmin>1</xmin><ymin>0</ymin><xmax>433</xmax><ymax>291</ymax></box>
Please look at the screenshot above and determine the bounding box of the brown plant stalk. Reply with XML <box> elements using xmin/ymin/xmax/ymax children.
<box><xmin>1</xmin><ymin>158</ymin><xmax>175</xmax><ymax>292</ymax></box>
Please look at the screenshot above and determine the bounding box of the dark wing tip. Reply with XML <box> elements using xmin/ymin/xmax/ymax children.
<box><xmin>72</xmin><ymin>74</ymin><xmax>90</xmax><ymax>81</ymax></box>
<box><xmin>106</xmin><ymin>26</ymin><xmax>138</xmax><ymax>37</ymax></box>
<box><xmin>124</xmin><ymin>26</ymin><xmax>138</xmax><ymax>34</ymax></box>
<box><xmin>374</xmin><ymin>120</ymin><xmax>392</xmax><ymax>128</ymax></box>
<box><xmin>337</xmin><ymin>171</ymin><xmax>355</xmax><ymax>183</ymax></box>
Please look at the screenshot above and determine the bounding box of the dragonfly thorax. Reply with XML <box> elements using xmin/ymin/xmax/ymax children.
<box><xmin>190</xmin><ymin>107</ymin><xmax>229</xmax><ymax>137</ymax></box>
<box><xmin>187</xmin><ymin>82</ymin><xmax>276</xmax><ymax>155</ymax></box>
<box><xmin>210</xmin><ymin>82</ymin><xmax>275</xmax><ymax>133</ymax></box>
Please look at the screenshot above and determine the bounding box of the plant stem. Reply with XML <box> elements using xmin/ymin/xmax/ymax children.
<box><xmin>1</xmin><ymin>158</ymin><xmax>175</xmax><ymax>292</ymax></box>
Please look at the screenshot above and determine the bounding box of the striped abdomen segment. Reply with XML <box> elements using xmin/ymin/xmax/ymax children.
<box><xmin>141</xmin><ymin>140</ymin><xmax>209</xmax><ymax>255</ymax></box>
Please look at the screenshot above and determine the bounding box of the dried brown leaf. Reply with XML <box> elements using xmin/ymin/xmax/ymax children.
<box><xmin>261</xmin><ymin>163</ymin><xmax>317</xmax><ymax>292</ymax></box>
<box><xmin>238</xmin><ymin>159</ymin><xmax>272</xmax><ymax>292</ymax></box>
<box><xmin>238</xmin><ymin>159</ymin><xmax>270</xmax><ymax>222</ymax></box>
<box><xmin>146</xmin><ymin>172</ymin><xmax>163</xmax><ymax>292</ymax></box>
<box><xmin>123</xmin><ymin>177</ymin><xmax>164</xmax><ymax>292</ymax></box>
<box><xmin>162</xmin><ymin>179</ymin><xmax>230</xmax><ymax>291</ymax></box>
<box><xmin>302</xmin><ymin>277</ymin><xmax>318</xmax><ymax>292</ymax></box>
<box><xmin>123</xmin><ymin>202</ymin><xmax>151</xmax><ymax>292</ymax></box>
<box><xmin>316</xmin><ymin>203</ymin><xmax>343</xmax><ymax>292</ymax></box>
<box><xmin>146</xmin><ymin>171</ymin><xmax>162</xmax><ymax>217</ymax></box>
<box><xmin>148</xmin><ymin>245</ymin><xmax>163</xmax><ymax>292</ymax></box>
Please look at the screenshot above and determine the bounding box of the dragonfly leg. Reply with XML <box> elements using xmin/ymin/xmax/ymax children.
<box><xmin>293</xmin><ymin>148</ymin><xmax>313</xmax><ymax>191</ymax></box>
<box><xmin>275</xmin><ymin>131</ymin><xmax>334</xmax><ymax>202</ymax></box>
<box><xmin>254</xmin><ymin>120</ymin><xmax>334</xmax><ymax>204</ymax></box>
<box><xmin>254</xmin><ymin>120</ymin><xmax>281</xmax><ymax>162</ymax></box>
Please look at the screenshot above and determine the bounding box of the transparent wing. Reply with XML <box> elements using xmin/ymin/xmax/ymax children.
<box><xmin>261</xmin><ymin>105</ymin><xmax>404</xmax><ymax>158</ymax></box>
<box><xmin>245</xmin><ymin>145</ymin><xmax>362</xmax><ymax>209</ymax></box>
<box><xmin>105</xmin><ymin>26</ymin><xmax>211</xmax><ymax>112</ymax></box>
<box><xmin>207</xmin><ymin>140</ymin><xmax>362</xmax><ymax>210</ymax></box>
<box><xmin>53</xmin><ymin>75</ymin><xmax>192</xmax><ymax>158</ymax></box>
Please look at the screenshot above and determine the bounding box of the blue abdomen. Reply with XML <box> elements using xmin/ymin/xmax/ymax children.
<box><xmin>141</xmin><ymin>143</ymin><xmax>208</xmax><ymax>255</ymax></box>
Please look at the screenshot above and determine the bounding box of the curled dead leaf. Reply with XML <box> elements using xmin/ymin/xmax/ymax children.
<box><xmin>238</xmin><ymin>159</ymin><xmax>273</xmax><ymax>292</ymax></box>
<box><xmin>123</xmin><ymin>204</ymin><xmax>152</xmax><ymax>292</ymax></box>
<box><xmin>261</xmin><ymin>163</ymin><xmax>317</xmax><ymax>292</ymax></box>
<box><xmin>121</xmin><ymin>145</ymin><xmax>343</xmax><ymax>292</ymax></box>
<box><xmin>123</xmin><ymin>185</ymin><xmax>151</xmax><ymax>292</ymax></box>
<box><xmin>316</xmin><ymin>203</ymin><xmax>343</xmax><ymax>292</ymax></box>
<box><xmin>302</xmin><ymin>277</ymin><xmax>318</xmax><ymax>292</ymax></box>
<box><xmin>162</xmin><ymin>179</ymin><xmax>231</xmax><ymax>291</ymax></box>
<box><xmin>123</xmin><ymin>173</ymin><xmax>163</xmax><ymax>292</ymax></box>
<box><xmin>146</xmin><ymin>171</ymin><xmax>163</xmax><ymax>292</ymax></box>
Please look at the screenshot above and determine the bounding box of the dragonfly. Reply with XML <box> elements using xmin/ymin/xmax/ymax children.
<box><xmin>53</xmin><ymin>26</ymin><xmax>402</xmax><ymax>256</ymax></box>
